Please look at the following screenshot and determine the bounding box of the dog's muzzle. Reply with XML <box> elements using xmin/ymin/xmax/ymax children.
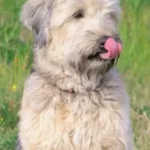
<box><xmin>88</xmin><ymin>36</ymin><xmax>122</xmax><ymax>61</ymax></box>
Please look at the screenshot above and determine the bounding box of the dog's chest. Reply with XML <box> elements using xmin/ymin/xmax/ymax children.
<box><xmin>23</xmin><ymin>91</ymin><xmax>121</xmax><ymax>150</ymax></box>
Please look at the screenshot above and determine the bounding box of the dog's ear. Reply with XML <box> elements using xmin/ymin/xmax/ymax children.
<box><xmin>21</xmin><ymin>0</ymin><xmax>53</xmax><ymax>47</ymax></box>
<box><xmin>21</xmin><ymin>0</ymin><xmax>53</xmax><ymax>32</ymax></box>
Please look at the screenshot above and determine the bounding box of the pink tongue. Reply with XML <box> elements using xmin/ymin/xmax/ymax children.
<box><xmin>100</xmin><ymin>38</ymin><xmax>122</xmax><ymax>59</ymax></box>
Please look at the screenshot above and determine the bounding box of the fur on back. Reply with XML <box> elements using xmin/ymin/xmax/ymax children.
<box><xmin>18</xmin><ymin>0</ymin><xmax>133</xmax><ymax>150</ymax></box>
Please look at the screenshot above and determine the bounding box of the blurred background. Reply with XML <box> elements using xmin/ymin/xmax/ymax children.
<box><xmin>0</xmin><ymin>0</ymin><xmax>150</xmax><ymax>149</ymax></box>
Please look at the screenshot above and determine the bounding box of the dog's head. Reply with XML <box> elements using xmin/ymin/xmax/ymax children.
<box><xmin>21</xmin><ymin>0</ymin><xmax>122</xmax><ymax>74</ymax></box>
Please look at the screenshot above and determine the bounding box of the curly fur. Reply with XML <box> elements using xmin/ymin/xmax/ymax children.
<box><xmin>17</xmin><ymin>0</ymin><xmax>133</xmax><ymax>149</ymax></box>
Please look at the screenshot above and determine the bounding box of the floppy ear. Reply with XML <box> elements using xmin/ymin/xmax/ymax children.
<box><xmin>21</xmin><ymin>0</ymin><xmax>53</xmax><ymax>47</ymax></box>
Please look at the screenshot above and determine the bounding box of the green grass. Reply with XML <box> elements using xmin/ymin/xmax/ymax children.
<box><xmin>0</xmin><ymin>0</ymin><xmax>150</xmax><ymax>149</ymax></box>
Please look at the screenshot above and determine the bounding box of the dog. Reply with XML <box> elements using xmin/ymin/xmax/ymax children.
<box><xmin>17</xmin><ymin>0</ymin><xmax>133</xmax><ymax>149</ymax></box>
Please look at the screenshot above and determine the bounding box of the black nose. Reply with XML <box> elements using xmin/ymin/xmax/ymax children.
<box><xmin>99</xmin><ymin>36</ymin><xmax>109</xmax><ymax>52</ymax></box>
<box><xmin>99</xmin><ymin>36</ymin><xmax>109</xmax><ymax>47</ymax></box>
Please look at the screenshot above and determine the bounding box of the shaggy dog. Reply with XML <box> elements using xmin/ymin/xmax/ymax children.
<box><xmin>17</xmin><ymin>0</ymin><xmax>133</xmax><ymax>149</ymax></box>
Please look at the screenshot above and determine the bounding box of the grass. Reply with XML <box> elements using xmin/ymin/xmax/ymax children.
<box><xmin>0</xmin><ymin>0</ymin><xmax>150</xmax><ymax>149</ymax></box>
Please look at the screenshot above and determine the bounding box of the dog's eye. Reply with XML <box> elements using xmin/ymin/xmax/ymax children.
<box><xmin>72</xmin><ymin>10</ymin><xmax>84</xmax><ymax>19</ymax></box>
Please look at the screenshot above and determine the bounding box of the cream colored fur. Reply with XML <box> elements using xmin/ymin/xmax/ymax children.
<box><xmin>18</xmin><ymin>0</ymin><xmax>133</xmax><ymax>150</ymax></box>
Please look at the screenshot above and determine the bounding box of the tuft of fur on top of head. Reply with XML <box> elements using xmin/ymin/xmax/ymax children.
<box><xmin>21</xmin><ymin>0</ymin><xmax>121</xmax><ymax>30</ymax></box>
<box><xmin>21</xmin><ymin>0</ymin><xmax>122</xmax><ymax>92</ymax></box>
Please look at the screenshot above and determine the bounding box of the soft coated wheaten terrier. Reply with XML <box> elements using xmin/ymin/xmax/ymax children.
<box><xmin>17</xmin><ymin>0</ymin><xmax>133</xmax><ymax>150</ymax></box>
